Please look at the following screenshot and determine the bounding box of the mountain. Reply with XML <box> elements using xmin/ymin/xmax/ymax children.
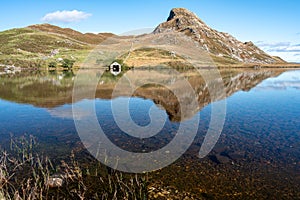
<box><xmin>153</xmin><ymin>8</ymin><xmax>286</xmax><ymax>65</ymax></box>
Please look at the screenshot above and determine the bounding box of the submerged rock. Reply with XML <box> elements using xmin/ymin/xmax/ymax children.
<box><xmin>216</xmin><ymin>154</ymin><xmax>231</xmax><ymax>164</ymax></box>
<box><xmin>47</xmin><ymin>175</ymin><xmax>64</xmax><ymax>188</ymax></box>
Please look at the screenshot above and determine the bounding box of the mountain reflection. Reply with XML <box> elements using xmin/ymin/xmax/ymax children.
<box><xmin>0</xmin><ymin>68</ymin><xmax>285</xmax><ymax>121</ymax></box>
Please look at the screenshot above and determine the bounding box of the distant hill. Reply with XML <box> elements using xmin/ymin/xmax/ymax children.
<box><xmin>28</xmin><ymin>24</ymin><xmax>114</xmax><ymax>45</ymax></box>
<box><xmin>0</xmin><ymin>24</ymin><xmax>114</xmax><ymax>68</ymax></box>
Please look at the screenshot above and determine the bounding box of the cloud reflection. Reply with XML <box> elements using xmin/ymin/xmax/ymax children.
<box><xmin>48</xmin><ymin>106</ymin><xmax>91</xmax><ymax>120</ymax></box>
<box><xmin>255</xmin><ymin>70</ymin><xmax>300</xmax><ymax>90</ymax></box>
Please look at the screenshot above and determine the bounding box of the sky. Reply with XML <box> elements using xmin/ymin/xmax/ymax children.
<box><xmin>1</xmin><ymin>0</ymin><xmax>299</xmax><ymax>62</ymax></box>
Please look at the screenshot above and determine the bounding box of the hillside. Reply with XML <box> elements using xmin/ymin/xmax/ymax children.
<box><xmin>0</xmin><ymin>24</ymin><xmax>114</xmax><ymax>68</ymax></box>
<box><xmin>28</xmin><ymin>24</ymin><xmax>114</xmax><ymax>45</ymax></box>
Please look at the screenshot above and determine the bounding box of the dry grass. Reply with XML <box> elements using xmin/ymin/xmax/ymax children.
<box><xmin>118</xmin><ymin>47</ymin><xmax>194</xmax><ymax>68</ymax></box>
<box><xmin>0</xmin><ymin>27</ymin><xmax>94</xmax><ymax>68</ymax></box>
<box><xmin>0</xmin><ymin>135</ymin><xmax>148</xmax><ymax>199</ymax></box>
<box><xmin>28</xmin><ymin>24</ymin><xmax>114</xmax><ymax>45</ymax></box>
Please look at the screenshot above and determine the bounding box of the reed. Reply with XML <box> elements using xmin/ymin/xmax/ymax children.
<box><xmin>0</xmin><ymin>135</ymin><xmax>149</xmax><ymax>199</ymax></box>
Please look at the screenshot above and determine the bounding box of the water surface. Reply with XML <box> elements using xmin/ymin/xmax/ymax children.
<box><xmin>0</xmin><ymin>68</ymin><xmax>299</xmax><ymax>198</ymax></box>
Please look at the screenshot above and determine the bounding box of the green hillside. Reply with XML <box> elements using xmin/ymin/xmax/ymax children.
<box><xmin>0</xmin><ymin>24</ymin><xmax>113</xmax><ymax>68</ymax></box>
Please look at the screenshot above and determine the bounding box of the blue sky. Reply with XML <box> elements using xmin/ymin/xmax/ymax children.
<box><xmin>1</xmin><ymin>0</ymin><xmax>299</xmax><ymax>62</ymax></box>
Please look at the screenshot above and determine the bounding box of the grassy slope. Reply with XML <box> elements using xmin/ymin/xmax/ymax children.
<box><xmin>0</xmin><ymin>28</ymin><xmax>86</xmax><ymax>67</ymax></box>
<box><xmin>28</xmin><ymin>24</ymin><xmax>114</xmax><ymax>45</ymax></box>
<box><xmin>0</xmin><ymin>24</ymin><xmax>114</xmax><ymax>68</ymax></box>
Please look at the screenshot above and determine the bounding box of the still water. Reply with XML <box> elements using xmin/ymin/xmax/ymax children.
<box><xmin>0</xmin><ymin>68</ymin><xmax>299</xmax><ymax>198</ymax></box>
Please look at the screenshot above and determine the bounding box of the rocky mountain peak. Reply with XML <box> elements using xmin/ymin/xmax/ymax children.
<box><xmin>155</xmin><ymin>8</ymin><xmax>207</xmax><ymax>33</ymax></box>
<box><xmin>167</xmin><ymin>8</ymin><xmax>199</xmax><ymax>21</ymax></box>
<box><xmin>153</xmin><ymin>8</ymin><xmax>285</xmax><ymax>64</ymax></box>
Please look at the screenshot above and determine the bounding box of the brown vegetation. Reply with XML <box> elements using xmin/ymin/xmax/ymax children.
<box><xmin>28</xmin><ymin>24</ymin><xmax>115</xmax><ymax>45</ymax></box>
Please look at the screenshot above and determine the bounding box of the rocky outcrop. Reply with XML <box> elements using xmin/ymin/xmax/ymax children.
<box><xmin>154</xmin><ymin>8</ymin><xmax>285</xmax><ymax>64</ymax></box>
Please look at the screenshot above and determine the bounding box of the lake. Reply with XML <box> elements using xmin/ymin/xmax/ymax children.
<box><xmin>0</xmin><ymin>68</ymin><xmax>299</xmax><ymax>199</ymax></box>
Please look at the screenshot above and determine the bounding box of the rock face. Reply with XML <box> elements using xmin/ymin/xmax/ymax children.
<box><xmin>154</xmin><ymin>8</ymin><xmax>284</xmax><ymax>64</ymax></box>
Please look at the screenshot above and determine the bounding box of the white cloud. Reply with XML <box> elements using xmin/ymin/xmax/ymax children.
<box><xmin>48</xmin><ymin>107</ymin><xmax>92</xmax><ymax>120</ymax></box>
<box><xmin>255</xmin><ymin>41</ymin><xmax>291</xmax><ymax>48</ymax></box>
<box><xmin>41</xmin><ymin>10</ymin><xmax>91</xmax><ymax>23</ymax></box>
<box><xmin>255</xmin><ymin>41</ymin><xmax>300</xmax><ymax>63</ymax></box>
<box><xmin>120</xmin><ymin>28</ymin><xmax>154</xmax><ymax>36</ymax></box>
<box><xmin>256</xmin><ymin>71</ymin><xmax>300</xmax><ymax>90</ymax></box>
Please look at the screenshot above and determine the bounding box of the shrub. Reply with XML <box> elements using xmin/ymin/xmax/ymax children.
<box><xmin>61</xmin><ymin>59</ymin><xmax>75</xmax><ymax>69</ymax></box>
<box><xmin>48</xmin><ymin>61</ymin><xmax>57</xmax><ymax>68</ymax></box>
